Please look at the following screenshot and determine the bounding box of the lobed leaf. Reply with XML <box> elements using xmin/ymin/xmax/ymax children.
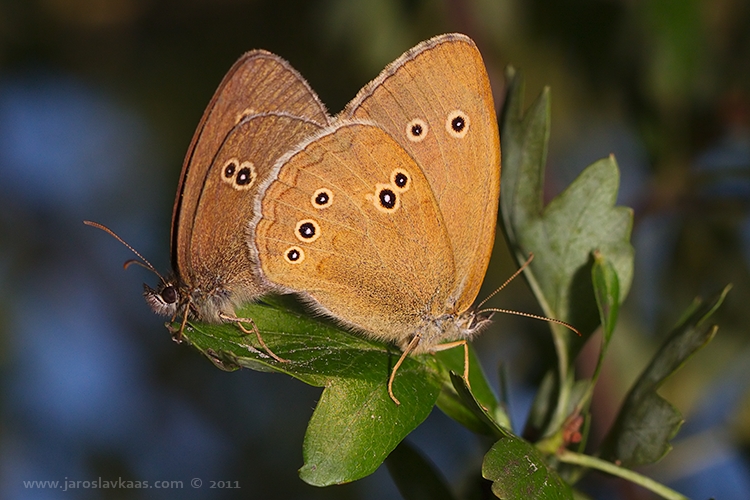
<box><xmin>600</xmin><ymin>285</ymin><xmax>730</xmax><ymax>467</ymax></box>
<box><xmin>482</xmin><ymin>435</ymin><xmax>573</xmax><ymax>500</ymax></box>
<box><xmin>500</xmin><ymin>67</ymin><xmax>634</xmax><ymax>442</ymax></box>
<box><xmin>499</xmin><ymin>67</ymin><xmax>634</xmax><ymax>356</ymax></box>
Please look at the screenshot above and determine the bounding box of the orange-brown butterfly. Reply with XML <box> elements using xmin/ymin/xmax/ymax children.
<box><xmin>250</xmin><ymin>33</ymin><xmax>503</xmax><ymax>400</ymax></box>
<box><xmin>88</xmin><ymin>50</ymin><xmax>331</xmax><ymax>360</ymax></box>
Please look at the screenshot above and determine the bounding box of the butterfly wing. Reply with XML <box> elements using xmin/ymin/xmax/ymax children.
<box><xmin>341</xmin><ymin>34</ymin><xmax>500</xmax><ymax>313</ymax></box>
<box><xmin>173</xmin><ymin>51</ymin><xmax>331</xmax><ymax>294</ymax></box>
<box><xmin>251</xmin><ymin>122</ymin><xmax>456</xmax><ymax>345</ymax></box>
<box><xmin>186</xmin><ymin>113</ymin><xmax>324</xmax><ymax>318</ymax></box>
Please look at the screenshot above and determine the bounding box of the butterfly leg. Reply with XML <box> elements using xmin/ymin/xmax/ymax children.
<box><xmin>431</xmin><ymin>339</ymin><xmax>470</xmax><ymax>391</ymax></box>
<box><xmin>388</xmin><ymin>335</ymin><xmax>422</xmax><ymax>405</ymax></box>
<box><xmin>166</xmin><ymin>304</ymin><xmax>190</xmax><ymax>343</ymax></box>
<box><xmin>221</xmin><ymin>313</ymin><xmax>290</xmax><ymax>363</ymax></box>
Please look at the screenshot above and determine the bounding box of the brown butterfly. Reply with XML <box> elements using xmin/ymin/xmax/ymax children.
<box><xmin>250</xmin><ymin>34</ymin><xmax>502</xmax><ymax>399</ymax></box>
<box><xmin>88</xmin><ymin>50</ymin><xmax>331</xmax><ymax>360</ymax></box>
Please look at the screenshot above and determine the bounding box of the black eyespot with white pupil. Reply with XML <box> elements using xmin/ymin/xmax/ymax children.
<box><xmin>221</xmin><ymin>159</ymin><xmax>256</xmax><ymax>189</ymax></box>
<box><xmin>394</xmin><ymin>173</ymin><xmax>407</xmax><ymax>188</ymax></box>
<box><xmin>389</xmin><ymin>168</ymin><xmax>411</xmax><ymax>193</ymax></box>
<box><xmin>405</xmin><ymin>118</ymin><xmax>428</xmax><ymax>143</ymax></box>
<box><xmin>315</xmin><ymin>191</ymin><xmax>329</xmax><ymax>205</ymax></box>
<box><xmin>236</xmin><ymin>167</ymin><xmax>253</xmax><ymax>185</ymax></box>
<box><xmin>446</xmin><ymin>110</ymin><xmax>470</xmax><ymax>138</ymax></box>
<box><xmin>451</xmin><ymin>115</ymin><xmax>465</xmax><ymax>132</ymax></box>
<box><xmin>287</xmin><ymin>248</ymin><xmax>300</xmax><ymax>261</ymax></box>
<box><xmin>379</xmin><ymin>188</ymin><xmax>396</xmax><ymax>209</ymax></box>
<box><xmin>299</xmin><ymin>222</ymin><xmax>316</xmax><ymax>239</ymax></box>
<box><xmin>310</xmin><ymin>188</ymin><xmax>333</xmax><ymax>209</ymax></box>
<box><xmin>295</xmin><ymin>219</ymin><xmax>321</xmax><ymax>242</ymax></box>
<box><xmin>283</xmin><ymin>245</ymin><xmax>305</xmax><ymax>264</ymax></box>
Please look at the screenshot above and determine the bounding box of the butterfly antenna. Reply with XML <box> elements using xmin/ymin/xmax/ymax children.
<box><xmin>83</xmin><ymin>220</ymin><xmax>167</xmax><ymax>285</ymax></box>
<box><xmin>476</xmin><ymin>252</ymin><xmax>580</xmax><ymax>336</ymax></box>
<box><xmin>476</xmin><ymin>252</ymin><xmax>535</xmax><ymax>309</ymax></box>
<box><xmin>480</xmin><ymin>307</ymin><xmax>580</xmax><ymax>336</ymax></box>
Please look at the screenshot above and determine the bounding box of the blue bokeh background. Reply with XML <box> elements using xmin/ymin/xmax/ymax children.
<box><xmin>0</xmin><ymin>1</ymin><xmax>749</xmax><ymax>498</ymax></box>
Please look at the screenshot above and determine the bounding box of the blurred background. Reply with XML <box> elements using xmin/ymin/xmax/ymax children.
<box><xmin>0</xmin><ymin>0</ymin><xmax>748</xmax><ymax>498</ymax></box>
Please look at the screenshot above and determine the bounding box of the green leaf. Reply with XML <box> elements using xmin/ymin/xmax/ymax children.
<box><xmin>499</xmin><ymin>67</ymin><xmax>634</xmax><ymax>443</ymax></box>
<box><xmin>558</xmin><ymin>251</ymin><xmax>620</xmax><ymax>444</ymax></box>
<box><xmin>449</xmin><ymin>371</ymin><xmax>507</xmax><ymax>438</ymax></box>
<box><xmin>180</xmin><ymin>300</ymin><xmax>441</xmax><ymax>485</ymax></box>
<box><xmin>434</xmin><ymin>344</ymin><xmax>508</xmax><ymax>435</ymax></box>
<box><xmin>385</xmin><ymin>440</ymin><xmax>457</xmax><ymax>500</ymax></box>
<box><xmin>482</xmin><ymin>434</ymin><xmax>573</xmax><ymax>500</ymax></box>
<box><xmin>569</xmin><ymin>251</ymin><xmax>621</xmax><ymax>419</ymax></box>
<box><xmin>456</xmin><ymin>361</ymin><xmax>575</xmax><ymax>500</ymax></box>
<box><xmin>600</xmin><ymin>285</ymin><xmax>731</xmax><ymax>467</ymax></box>
<box><xmin>300</xmin><ymin>359</ymin><xmax>440</xmax><ymax>485</ymax></box>
<box><xmin>451</xmin><ymin>372</ymin><xmax>573</xmax><ymax>499</ymax></box>
<box><xmin>183</xmin><ymin>301</ymin><xmax>384</xmax><ymax>384</ymax></box>
<box><xmin>592</xmin><ymin>251</ymin><xmax>620</xmax><ymax>345</ymax></box>
<box><xmin>499</xmin><ymin>67</ymin><xmax>634</xmax><ymax>355</ymax></box>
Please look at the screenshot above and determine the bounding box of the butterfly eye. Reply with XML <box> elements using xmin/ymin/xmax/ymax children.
<box><xmin>143</xmin><ymin>283</ymin><xmax>178</xmax><ymax>317</ymax></box>
<box><xmin>446</xmin><ymin>110</ymin><xmax>470</xmax><ymax>138</ymax></box>
<box><xmin>161</xmin><ymin>285</ymin><xmax>178</xmax><ymax>304</ymax></box>
<box><xmin>311</xmin><ymin>188</ymin><xmax>333</xmax><ymax>209</ymax></box>
<box><xmin>405</xmin><ymin>118</ymin><xmax>429</xmax><ymax>143</ymax></box>
<box><xmin>295</xmin><ymin>219</ymin><xmax>321</xmax><ymax>242</ymax></box>
<box><xmin>390</xmin><ymin>169</ymin><xmax>411</xmax><ymax>192</ymax></box>
<box><xmin>284</xmin><ymin>246</ymin><xmax>305</xmax><ymax>264</ymax></box>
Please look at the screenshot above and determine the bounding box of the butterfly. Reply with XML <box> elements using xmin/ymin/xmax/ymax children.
<box><xmin>89</xmin><ymin>50</ymin><xmax>331</xmax><ymax>361</ymax></box>
<box><xmin>249</xmin><ymin>33</ymin><xmax>501</xmax><ymax>401</ymax></box>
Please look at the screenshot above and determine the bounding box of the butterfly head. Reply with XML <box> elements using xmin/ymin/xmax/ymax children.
<box><xmin>459</xmin><ymin>307</ymin><xmax>494</xmax><ymax>337</ymax></box>
<box><xmin>408</xmin><ymin>307</ymin><xmax>493</xmax><ymax>353</ymax></box>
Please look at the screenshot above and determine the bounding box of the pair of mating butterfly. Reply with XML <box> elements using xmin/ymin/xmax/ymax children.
<box><xmin>88</xmin><ymin>33</ymin><xmax>570</xmax><ymax>405</ymax></box>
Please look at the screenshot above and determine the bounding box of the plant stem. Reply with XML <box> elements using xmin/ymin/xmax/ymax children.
<box><xmin>556</xmin><ymin>450</ymin><xmax>688</xmax><ymax>500</ymax></box>
<box><xmin>550</xmin><ymin>324</ymin><xmax>571</xmax><ymax>433</ymax></box>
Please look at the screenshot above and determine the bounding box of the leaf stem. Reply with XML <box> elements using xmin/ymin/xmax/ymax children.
<box><xmin>550</xmin><ymin>324</ymin><xmax>571</xmax><ymax>433</ymax></box>
<box><xmin>556</xmin><ymin>450</ymin><xmax>688</xmax><ymax>500</ymax></box>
